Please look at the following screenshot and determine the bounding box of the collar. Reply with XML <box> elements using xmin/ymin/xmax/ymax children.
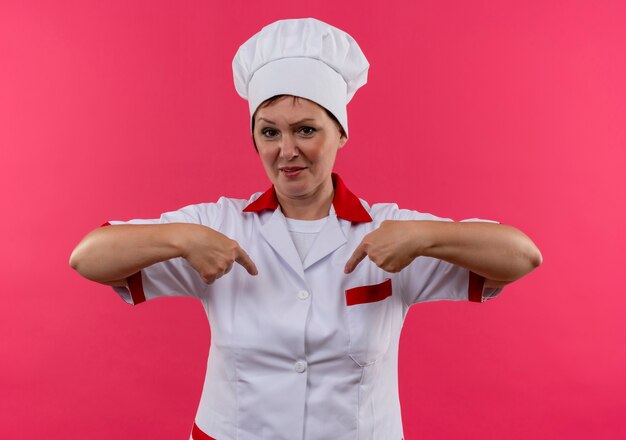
<box><xmin>242</xmin><ymin>172</ymin><xmax>372</xmax><ymax>223</ymax></box>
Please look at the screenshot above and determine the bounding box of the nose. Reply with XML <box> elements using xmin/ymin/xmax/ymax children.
<box><xmin>279</xmin><ymin>134</ymin><xmax>300</xmax><ymax>160</ymax></box>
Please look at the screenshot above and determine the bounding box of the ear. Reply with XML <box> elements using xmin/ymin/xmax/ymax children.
<box><xmin>338</xmin><ymin>133</ymin><xmax>348</xmax><ymax>149</ymax></box>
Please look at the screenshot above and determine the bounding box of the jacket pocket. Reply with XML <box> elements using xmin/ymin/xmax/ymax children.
<box><xmin>345</xmin><ymin>278</ymin><xmax>392</xmax><ymax>306</ymax></box>
<box><xmin>345</xmin><ymin>279</ymin><xmax>393</xmax><ymax>366</ymax></box>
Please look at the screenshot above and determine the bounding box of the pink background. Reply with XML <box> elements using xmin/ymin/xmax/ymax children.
<box><xmin>1</xmin><ymin>0</ymin><xmax>625</xmax><ymax>439</ymax></box>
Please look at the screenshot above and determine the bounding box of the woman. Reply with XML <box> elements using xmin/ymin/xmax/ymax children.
<box><xmin>70</xmin><ymin>18</ymin><xmax>542</xmax><ymax>440</ymax></box>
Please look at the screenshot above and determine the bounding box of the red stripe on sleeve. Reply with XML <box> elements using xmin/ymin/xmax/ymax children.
<box><xmin>192</xmin><ymin>423</ymin><xmax>217</xmax><ymax>440</ymax></box>
<box><xmin>345</xmin><ymin>279</ymin><xmax>392</xmax><ymax>306</ymax></box>
<box><xmin>468</xmin><ymin>271</ymin><xmax>485</xmax><ymax>303</ymax></box>
<box><xmin>127</xmin><ymin>271</ymin><xmax>146</xmax><ymax>305</ymax></box>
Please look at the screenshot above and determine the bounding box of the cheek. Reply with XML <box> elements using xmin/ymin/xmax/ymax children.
<box><xmin>306</xmin><ymin>139</ymin><xmax>333</xmax><ymax>161</ymax></box>
<box><xmin>317</xmin><ymin>143</ymin><xmax>338</xmax><ymax>165</ymax></box>
<box><xmin>258</xmin><ymin>148</ymin><xmax>278</xmax><ymax>169</ymax></box>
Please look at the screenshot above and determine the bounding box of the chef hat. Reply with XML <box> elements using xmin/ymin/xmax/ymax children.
<box><xmin>232</xmin><ymin>17</ymin><xmax>369</xmax><ymax>138</ymax></box>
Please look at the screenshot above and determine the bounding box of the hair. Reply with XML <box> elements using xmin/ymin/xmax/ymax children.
<box><xmin>251</xmin><ymin>94</ymin><xmax>346</xmax><ymax>151</ymax></box>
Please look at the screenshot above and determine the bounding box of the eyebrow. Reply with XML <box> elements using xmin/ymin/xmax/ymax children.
<box><xmin>257</xmin><ymin>117</ymin><xmax>317</xmax><ymax>126</ymax></box>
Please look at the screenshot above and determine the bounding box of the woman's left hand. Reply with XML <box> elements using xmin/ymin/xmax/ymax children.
<box><xmin>344</xmin><ymin>220</ymin><xmax>424</xmax><ymax>274</ymax></box>
<box><xmin>344</xmin><ymin>219</ymin><xmax>543</xmax><ymax>283</ymax></box>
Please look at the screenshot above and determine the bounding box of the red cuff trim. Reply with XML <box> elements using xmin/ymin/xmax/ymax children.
<box><xmin>346</xmin><ymin>279</ymin><xmax>392</xmax><ymax>306</ymax></box>
<box><xmin>100</xmin><ymin>221</ymin><xmax>111</xmax><ymax>227</ymax></box>
<box><xmin>468</xmin><ymin>271</ymin><xmax>485</xmax><ymax>303</ymax></box>
<box><xmin>192</xmin><ymin>423</ymin><xmax>217</xmax><ymax>440</ymax></box>
<box><xmin>127</xmin><ymin>272</ymin><xmax>146</xmax><ymax>305</ymax></box>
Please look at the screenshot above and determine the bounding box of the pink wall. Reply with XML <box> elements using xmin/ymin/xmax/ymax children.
<box><xmin>1</xmin><ymin>1</ymin><xmax>625</xmax><ymax>438</ymax></box>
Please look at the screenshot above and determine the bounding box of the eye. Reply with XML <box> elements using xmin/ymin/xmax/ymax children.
<box><xmin>261</xmin><ymin>128</ymin><xmax>279</xmax><ymax>138</ymax></box>
<box><xmin>298</xmin><ymin>126</ymin><xmax>316</xmax><ymax>136</ymax></box>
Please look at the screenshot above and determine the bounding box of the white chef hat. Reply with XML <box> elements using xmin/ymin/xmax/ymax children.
<box><xmin>232</xmin><ymin>17</ymin><xmax>369</xmax><ymax>139</ymax></box>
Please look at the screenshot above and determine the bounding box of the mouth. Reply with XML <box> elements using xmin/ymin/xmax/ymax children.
<box><xmin>279</xmin><ymin>166</ymin><xmax>306</xmax><ymax>178</ymax></box>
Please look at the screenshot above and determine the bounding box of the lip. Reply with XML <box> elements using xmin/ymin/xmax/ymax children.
<box><xmin>279</xmin><ymin>166</ymin><xmax>307</xmax><ymax>178</ymax></box>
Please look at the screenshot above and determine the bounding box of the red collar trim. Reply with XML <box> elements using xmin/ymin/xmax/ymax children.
<box><xmin>243</xmin><ymin>173</ymin><xmax>372</xmax><ymax>223</ymax></box>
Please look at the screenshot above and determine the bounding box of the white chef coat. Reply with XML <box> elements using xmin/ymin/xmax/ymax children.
<box><xmin>106</xmin><ymin>173</ymin><xmax>503</xmax><ymax>440</ymax></box>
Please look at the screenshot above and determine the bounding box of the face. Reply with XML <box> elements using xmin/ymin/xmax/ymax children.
<box><xmin>253</xmin><ymin>96</ymin><xmax>347</xmax><ymax>201</ymax></box>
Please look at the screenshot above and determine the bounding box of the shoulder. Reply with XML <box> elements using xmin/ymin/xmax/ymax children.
<box><xmin>161</xmin><ymin>194</ymin><xmax>260</xmax><ymax>227</ymax></box>
<box><xmin>367</xmin><ymin>202</ymin><xmax>454</xmax><ymax>223</ymax></box>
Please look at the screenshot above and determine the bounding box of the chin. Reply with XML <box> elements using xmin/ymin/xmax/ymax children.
<box><xmin>277</xmin><ymin>181</ymin><xmax>310</xmax><ymax>197</ymax></box>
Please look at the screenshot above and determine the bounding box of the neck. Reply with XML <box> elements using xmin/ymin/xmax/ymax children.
<box><xmin>276</xmin><ymin>178</ymin><xmax>334</xmax><ymax>220</ymax></box>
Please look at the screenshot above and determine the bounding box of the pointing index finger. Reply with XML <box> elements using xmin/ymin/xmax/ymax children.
<box><xmin>344</xmin><ymin>243</ymin><xmax>367</xmax><ymax>274</ymax></box>
<box><xmin>235</xmin><ymin>247</ymin><xmax>258</xmax><ymax>276</ymax></box>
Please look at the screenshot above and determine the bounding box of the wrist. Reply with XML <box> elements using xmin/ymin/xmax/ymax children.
<box><xmin>409</xmin><ymin>220</ymin><xmax>444</xmax><ymax>258</ymax></box>
<box><xmin>164</xmin><ymin>223</ymin><xmax>200</xmax><ymax>259</ymax></box>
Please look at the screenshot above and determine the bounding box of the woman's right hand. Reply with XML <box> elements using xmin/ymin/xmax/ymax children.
<box><xmin>179</xmin><ymin>224</ymin><xmax>258</xmax><ymax>284</ymax></box>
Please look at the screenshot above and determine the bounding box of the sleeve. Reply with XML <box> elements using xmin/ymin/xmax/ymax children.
<box><xmin>390</xmin><ymin>208</ymin><xmax>505</xmax><ymax>306</ymax></box>
<box><xmin>102</xmin><ymin>202</ymin><xmax>224</xmax><ymax>306</ymax></box>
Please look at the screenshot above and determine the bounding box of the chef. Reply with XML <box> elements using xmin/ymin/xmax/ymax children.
<box><xmin>69</xmin><ymin>17</ymin><xmax>542</xmax><ymax>440</ymax></box>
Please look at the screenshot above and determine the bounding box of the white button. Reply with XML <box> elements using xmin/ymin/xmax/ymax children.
<box><xmin>294</xmin><ymin>360</ymin><xmax>307</xmax><ymax>373</ymax></box>
<box><xmin>297</xmin><ymin>289</ymin><xmax>310</xmax><ymax>300</ymax></box>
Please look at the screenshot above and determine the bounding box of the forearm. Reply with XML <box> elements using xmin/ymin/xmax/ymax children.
<box><xmin>69</xmin><ymin>223</ymin><xmax>193</xmax><ymax>283</ymax></box>
<box><xmin>415</xmin><ymin>221</ymin><xmax>542</xmax><ymax>282</ymax></box>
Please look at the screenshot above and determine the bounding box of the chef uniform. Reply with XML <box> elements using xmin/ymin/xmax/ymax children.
<box><xmin>105</xmin><ymin>18</ymin><xmax>504</xmax><ymax>440</ymax></box>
